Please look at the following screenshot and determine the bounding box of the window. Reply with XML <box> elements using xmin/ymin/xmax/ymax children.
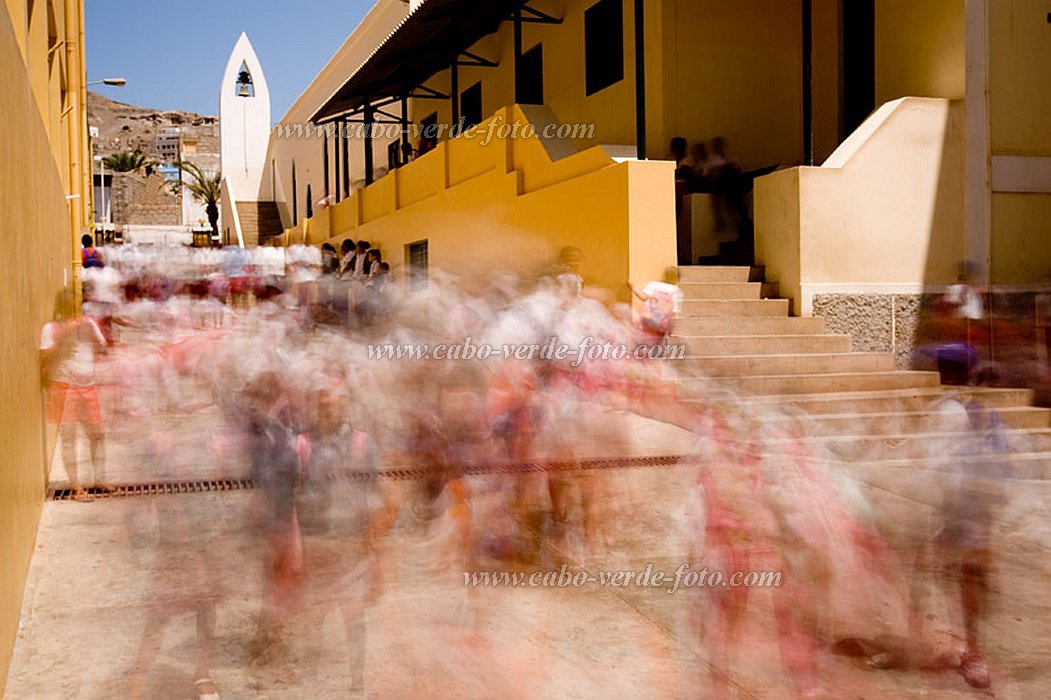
<box><xmin>584</xmin><ymin>0</ymin><xmax>624</xmax><ymax>96</ymax></box>
<box><xmin>460</xmin><ymin>82</ymin><xmax>483</xmax><ymax>132</ymax></box>
<box><xmin>306</xmin><ymin>184</ymin><xmax>313</xmax><ymax>219</ymax></box>
<box><xmin>407</xmin><ymin>240</ymin><xmax>429</xmax><ymax>290</ymax></box>
<box><xmin>516</xmin><ymin>43</ymin><xmax>544</xmax><ymax>105</ymax></box>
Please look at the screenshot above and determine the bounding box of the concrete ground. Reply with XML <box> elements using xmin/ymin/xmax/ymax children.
<box><xmin>6</xmin><ymin>404</ymin><xmax>1051</xmax><ymax>699</ymax></box>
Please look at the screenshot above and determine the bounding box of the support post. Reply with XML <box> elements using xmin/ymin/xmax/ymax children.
<box><xmin>323</xmin><ymin>132</ymin><xmax>330</xmax><ymax>199</ymax></box>
<box><xmin>401</xmin><ymin>95</ymin><xmax>411</xmax><ymax>166</ymax></box>
<box><xmin>334</xmin><ymin>122</ymin><xmax>341</xmax><ymax>202</ymax></box>
<box><xmin>342</xmin><ymin>119</ymin><xmax>350</xmax><ymax>197</ymax></box>
<box><xmin>513</xmin><ymin>7</ymin><xmax>523</xmax><ymax>103</ymax></box>
<box><xmin>451</xmin><ymin>62</ymin><xmax>460</xmax><ymax>136</ymax></box>
<box><xmin>364</xmin><ymin>100</ymin><xmax>375</xmax><ymax>186</ymax></box>
<box><xmin>802</xmin><ymin>0</ymin><xmax>813</xmax><ymax>165</ymax></box>
<box><xmin>634</xmin><ymin>0</ymin><xmax>647</xmax><ymax>161</ymax></box>
<box><xmin>292</xmin><ymin>161</ymin><xmax>298</xmax><ymax>226</ymax></box>
<box><xmin>965</xmin><ymin>0</ymin><xmax>991</xmax><ymax>287</ymax></box>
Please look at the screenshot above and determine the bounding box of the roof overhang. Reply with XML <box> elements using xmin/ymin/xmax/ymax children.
<box><xmin>311</xmin><ymin>0</ymin><xmax>530</xmax><ymax>123</ymax></box>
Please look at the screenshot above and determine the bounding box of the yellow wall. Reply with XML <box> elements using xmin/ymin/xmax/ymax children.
<box><xmin>991</xmin><ymin>193</ymin><xmax>1051</xmax><ymax>284</ymax></box>
<box><xmin>811</xmin><ymin>0</ymin><xmax>842</xmax><ymax>164</ymax></box>
<box><xmin>0</xmin><ymin>1</ymin><xmax>86</xmax><ymax>690</ymax></box>
<box><xmin>273</xmin><ymin>0</ymin><xmax>874</xmax><ymax>246</ymax></box>
<box><xmin>659</xmin><ymin>0</ymin><xmax>804</xmax><ymax>169</ymax></box>
<box><xmin>275</xmin><ymin>106</ymin><xmax>677</xmax><ymax>298</ymax></box>
<box><xmin>409</xmin><ymin>0</ymin><xmax>656</xmax><ymax>153</ymax></box>
<box><xmin>984</xmin><ymin>0</ymin><xmax>1051</xmax><ymax>284</ymax></box>
<box><xmin>989</xmin><ymin>0</ymin><xmax>1051</xmax><ymax>156</ymax></box>
<box><xmin>403</xmin><ymin>0</ymin><xmax>807</xmax><ymax>170</ymax></box>
<box><xmin>263</xmin><ymin>0</ymin><xmax>408</xmax><ymax>232</ymax></box>
<box><xmin>875</xmin><ymin>0</ymin><xmax>965</xmax><ymax>105</ymax></box>
<box><xmin>5</xmin><ymin>0</ymin><xmax>25</xmax><ymax>55</ymax></box>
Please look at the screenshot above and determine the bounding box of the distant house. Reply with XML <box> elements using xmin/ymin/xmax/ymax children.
<box><xmin>156</xmin><ymin>127</ymin><xmax>181</xmax><ymax>164</ymax></box>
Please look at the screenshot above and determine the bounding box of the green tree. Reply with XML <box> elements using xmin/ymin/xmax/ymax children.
<box><xmin>101</xmin><ymin>150</ymin><xmax>153</xmax><ymax>172</ymax></box>
<box><xmin>168</xmin><ymin>161</ymin><xmax>221</xmax><ymax>236</ymax></box>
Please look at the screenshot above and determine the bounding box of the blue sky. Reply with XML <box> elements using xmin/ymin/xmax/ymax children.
<box><xmin>85</xmin><ymin>0</ymin><xmax>376</xmax><ymax>119</ymax></box>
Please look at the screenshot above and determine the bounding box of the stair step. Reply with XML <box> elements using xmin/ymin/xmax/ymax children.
<box><xmin>680</xmin><ymin>282</ymin><xmax>779</xmax><ymax>300</ymax></box>
<box><xmin>686</xmin><ymin>352</ymin><xmax>895</xmax><ymax>377</ymax></box>
<box><xmin>236</xmin><ymin>201</ymin><xmax>284</xmax><ymax>242</ymax></box>
<box><xmin>746</xmin><ymin>387</ymin><xmax>1038</xmax><ymax>414</ymax></box>
<box><xmin>680</xmin><ymin>299</ymin><xmax>790</xmax><ymax>318</ymax></box>
<box><xmin>849</xmin><ymin>451</ymin><xmax>1051</xmax><ymax>482</ymax></box>
<box><xmin>802</xmin><ymin>407</ymin><xmax>1051</xmax><ymax>433</ymax></box>
<box><xmin>672</xmin><ymin>317</ymin><xmax>824</xmax><ymax>336</ymax></box>
<box><xmin>678</xmin><ymin>266</ymin><xmax>763</xmax><ymax>283</ymax></box>
<box><xmin>813</xmin><ymin>429</ymin><xmax>1051</xmax><ymax>461</ymax></box>
<box><xmin>678</xmin><ymin>370</ymin><xmax>942</xmax><ymax>395</ymax></box>
<box><xmin>679</xmin><ymin>334</ymin><xmax>853</xmax><ymax>356</ymax></box>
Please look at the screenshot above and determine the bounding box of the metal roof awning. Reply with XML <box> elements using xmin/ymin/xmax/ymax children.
<box><xmin>312</xmin><ymin>0</ymin><xmax>552</xmax><ymax>123</ymax></box>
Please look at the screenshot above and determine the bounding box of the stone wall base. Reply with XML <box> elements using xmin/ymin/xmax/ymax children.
<box><xmin>812</xmin><ymin>291</ymin><xmax>1049</xmax><ymax>385</ymax></box>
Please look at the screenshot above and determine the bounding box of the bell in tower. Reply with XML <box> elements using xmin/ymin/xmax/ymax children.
<box><xmin>236</xmin><ymin>63</ymin><xmax>254</xmax><ymax>98</ymax></box>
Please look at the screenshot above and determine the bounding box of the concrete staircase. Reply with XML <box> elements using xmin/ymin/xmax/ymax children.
<box><xmin>673</xmin><ymin>265</ymin><xmax>1051</xmax><ymax>476</ymax></box>
<box><xmin>236</xmin><ymin>201</ymin><xmax>284</xmax><ymax>247</ymax></box>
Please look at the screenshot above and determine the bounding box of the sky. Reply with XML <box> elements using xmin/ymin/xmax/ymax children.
<box><xmin>85</xmin><ymin>0</ymin><xmax>377</xmax><ymax>120</ymax></box>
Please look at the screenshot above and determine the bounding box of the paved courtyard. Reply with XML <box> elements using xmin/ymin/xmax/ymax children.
<box><xmin>7</xmin><ymin>402</ymin><xmax>1051</xmax><ymax>699</ymax></box>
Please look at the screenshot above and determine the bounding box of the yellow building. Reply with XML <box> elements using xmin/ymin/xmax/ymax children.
<box><xmin>255</xmin><ymin>0</ymin><xmax>1048</xmax><ymax>347</ymax></box>
<box><xmin>0</xmin><ymin>0</ymin><xmax>91</xmax><ymax>689</ymax></box>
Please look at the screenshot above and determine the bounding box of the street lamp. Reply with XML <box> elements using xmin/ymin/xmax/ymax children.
<box><xmin>94</xmin><ymin>155</ymin><xmax>108</xmax><ymax>230</ymax></box>
<box><xmin>87</xmin><ymin>77</ymin><xmax>127</xmax><ymax>87</ymax></box>
<box><xmin>85</xmin><ymin>79</ymin><xmax>124</xmax><ymax>241</ymax></box>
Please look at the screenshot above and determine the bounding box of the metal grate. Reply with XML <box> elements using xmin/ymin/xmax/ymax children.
<box><xmin>48</xmin><ymin>455</ymin><xmax>697</xmax><ymax>502</ymax></box>
<box><xmin>48</xmin><ymin>479</ymin><xmax>254</xmax><ymax>501</ymax></box>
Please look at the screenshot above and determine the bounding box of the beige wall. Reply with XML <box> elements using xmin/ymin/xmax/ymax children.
<box><xmin>756</xmin><ymin>98</ymin><xmax>965</xmax><ymax>312</ymax></box>
<box><xmin>754</xmin><ymin>167</ymin><xmax>801</xmax><ymax>310</ymax></box>
<box><xmin>0</xmin><ymin>0</ymin><xmax>85</xmax><ymax>690</ymax></box>
<box><xmin>875</xmin><ymin>0</ymin><xmax>965</xmax><ymax>104</ymax></box>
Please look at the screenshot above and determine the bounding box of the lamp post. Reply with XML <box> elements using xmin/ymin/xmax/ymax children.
<box><xmin>87</xmin><ymin>77</ymin><xmax>127</xmax><ymax>87</ymax></box>
<box><xmin>87</xmin><ymin>78</ymin><xmax>125</xmax><ymax>242</ymax></box>
<box><xmin>94</xmin><ymin>155</ymin><xmax>108</xmax><ymax>231</ymax></box>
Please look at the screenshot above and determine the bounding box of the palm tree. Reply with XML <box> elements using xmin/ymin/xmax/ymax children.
<box><xmin>168</xmin><ymin>161</ymin><xmax>221</xmax><ymax>236</ymax></box>
<box><xmin>102</xmin><ymin>150</ymin><xmax>153</xmax><ymax>172</ymax></box>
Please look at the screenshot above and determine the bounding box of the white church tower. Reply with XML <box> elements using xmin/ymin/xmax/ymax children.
<box><xmin>219</xmin><ymin>33</ymin><xmax>273</xmax><ymax>245</ymax></box>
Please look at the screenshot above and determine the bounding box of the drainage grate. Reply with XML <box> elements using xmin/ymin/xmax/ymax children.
<box><xmin>48</xmin><ymin>455</ymin><xmax>697</xmax><ymax>502</ymax></box>
<box><xmin>48</xmin><ymin>479</ymin><xmax>254</xmax><ymax>501</ymax></box>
